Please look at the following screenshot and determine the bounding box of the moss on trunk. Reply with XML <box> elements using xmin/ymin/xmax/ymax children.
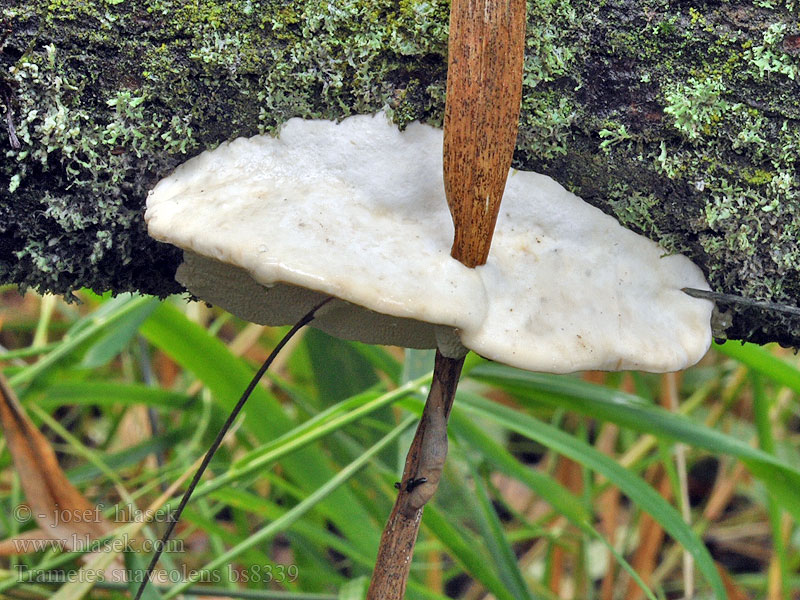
<box><xmin>1</xmin><ymin>0</ymin><xmax>799</xmax><ymax>345</ymax></box>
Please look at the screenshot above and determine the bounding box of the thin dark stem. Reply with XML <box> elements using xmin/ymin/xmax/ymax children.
<box><xmin>133</xmin><ymin>298</ymin><xmax>332</xmax><ymax>600</ymax></box>
<box><xmin>683</xmin><ymin>287</ymin><xmax>800</xmax><ymax>318</ymax></box>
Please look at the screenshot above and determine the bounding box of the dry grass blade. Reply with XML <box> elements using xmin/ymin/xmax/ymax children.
<box><xmin>48</xmin><ymin>452</ymin><xmax>207</xmax><ymax>600</ymax></box>
<box><xmin>595</xmin><ymin>423</ymin><xmax>621</xmax><ymax>600</ymax></box>
<box><xmin>0</xmin><ymin>373</ymin><xmax>111</xmax><ymax>553</ymax></box>
<box><xmin>716</xmin><ymin>562</ymin><xmax>752</xmax><ymax>600</ymax></box>
<box><xmin>549</xmin><ymin>453</ymin><xmax>583</xmax><ymax>597</ymax></box>
<box><xmin>624</xmin><ymin>466</ymin><xmax>671</xmax><ymax>600</ymax></box>
<box><xmin>0</xmin><ymin>529</ymin><xmax>57</xmax><ymax>556</ymax></box>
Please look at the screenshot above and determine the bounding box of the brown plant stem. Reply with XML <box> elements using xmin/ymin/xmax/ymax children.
<box><xmin>444</xmin><ymin>0</ymin><xmax>526</xmax><ymax>267</ymax></box>
<box><xmin>365</xmin><ymin>351</ymin><xmax>464</xmax><ymax>599</ymax></box>
<box><xmin>367</xmin><ymin>0</ymin><xmax>525</xmax><ymax>596</ymax></box>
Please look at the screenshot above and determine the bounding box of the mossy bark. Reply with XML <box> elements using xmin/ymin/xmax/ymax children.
<box><xmin>1</xmin><ymin>0</ymin><xmax>799</xmax><ymax>345</ymax></box>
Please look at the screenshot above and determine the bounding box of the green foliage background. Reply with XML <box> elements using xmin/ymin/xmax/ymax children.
<box><xmin>0</xmin><ymin>289</ymin><xmax>799</xmax><ymax>599</ymax></box>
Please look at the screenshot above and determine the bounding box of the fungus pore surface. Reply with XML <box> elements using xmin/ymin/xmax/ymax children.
<box><xmin>146</xmin><ymin>112</ymin><xmax>713</xmax><ymax>373</ymax></box>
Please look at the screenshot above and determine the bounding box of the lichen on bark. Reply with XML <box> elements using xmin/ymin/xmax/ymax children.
<box><xmin>1</xmin><ymin>0</ymin><xmax>799</xmax><ymax>345</ymax></box>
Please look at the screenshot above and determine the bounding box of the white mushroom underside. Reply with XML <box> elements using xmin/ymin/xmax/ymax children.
<box><xmin>146</xmin><ymin>112</ymin><xmax>713</xmax><ymax>373</ymax></box>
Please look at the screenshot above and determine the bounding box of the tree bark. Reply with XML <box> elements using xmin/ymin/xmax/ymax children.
<box><xmin>1</xmin><ymin>0</ymin><xmax>799</xmax><ymax>346</ymax></box>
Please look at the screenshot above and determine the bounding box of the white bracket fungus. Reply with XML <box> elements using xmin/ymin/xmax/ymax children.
<box><xmin>146</xmin><ymin>112</ymin><xmax>713</xmax><ymax>373</ymax></box>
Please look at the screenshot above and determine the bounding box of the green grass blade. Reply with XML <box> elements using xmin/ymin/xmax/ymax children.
<box><xmin>124</xmin><ymin>551</ymin><xmax>165</xmax><ymax>600</ymax></box>
<box><xmin>210</xmin><ymin>487</ymin><xmax>375</xmax><ymax>569</ymax></box>
<box><xmin>139</xmin><ymin>302</ymin><xmax>281</xmax><ymax>433</ymax></box>
<box><xmin>9</xmin><ymin>295</ymin><xmax>158</xmax><ymax>387</ymax></box>
<box><xmin>456</xmin><ymin>393</ymin><xmax>727</xmax><ymax>600</ymax></box>
<box><xmin>751</xmin><ymin>373</ymin><xmax>790</xmax><ymax>600</ymax></box>
<box><xmin>470</xmin><ymin>363</ymin><xmax>800</xmax><ymax>521</ymax></box>
<box><xmin>161</xmin><ymin>415</ymin><xmax>417</xmax><ymax>599</ymax></box>
<box><xmin>138</xmin><ymin>302</ymin><xmax>378</xmax><ymax>556</ymax></box>
<box><xmin>449</xmin><ymin>400</ymin><xmax>591</xmax><ymax>526</ymax></box>
<box><xmin>231</xmin><ymin>379</ymin><xmax>426</xmax><ymax>472</ymax></box>
<box><xmin>80</xmin><ymin>299</ymin><xmax>158</xmax><ymax>368</ymax></box>
<box><xmin>352</xmin><ymin>343</ymin><xmax>402</xmax><ymax>384</ymax></box>
<box><xmin>36</xmin><ymin>382</ymin><xmax>191</xmax><ymax>409</ymax></box>
<box><xmin>422</xmin><ymin>504</ymin><xmax>518</xmax><ymax>600</ymax></box>
<box><xmin>452</xmin><ymin>396</ymin><xmax>656</xmax><ymax>600</ymax></box>
<box><xmin>305</xmin><ymin>329</ymin><xmax>379</xmax><ymax>403</ymax></box>
<box><xmin>338</xmin><ymin>577</ymin><xmax>369</xmax><ymax>600</ymax></box>
<box><xmin>462</xmin><ymin>457</ymin><xmax>533</xmax><ymax>599</ymax></box>
<box><xmin>66</xmin><ymin>428</ymin><xmax>190</xmax><ymax>485</ymax></box>
<box><xmin>714</xmin><ymin>342</ymin><xmax>800</xmax><ymax>393</ymax></box>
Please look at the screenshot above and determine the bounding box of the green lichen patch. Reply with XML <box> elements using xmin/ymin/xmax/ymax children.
<box><xmin>2</xmin><ymin>0</ymin><xmax>454</xmax><ymax>296</ymax></box>
<box><xmin>512</xmin><ymin>0</ymin><xmax>800</xmax><ymax>345</ymax></box>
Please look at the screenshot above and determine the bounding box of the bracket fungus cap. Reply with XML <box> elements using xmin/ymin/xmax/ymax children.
<box><xmin>146</xmin><ymin>112</ymin><xmax>713</xmax><ymax>373</ymax></box>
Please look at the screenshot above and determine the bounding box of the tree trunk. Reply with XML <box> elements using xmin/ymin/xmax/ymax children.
<box><xmin>1</xmin><ymin>0</ymin><xmax>799</xmax><ymax>345</ymax></box>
